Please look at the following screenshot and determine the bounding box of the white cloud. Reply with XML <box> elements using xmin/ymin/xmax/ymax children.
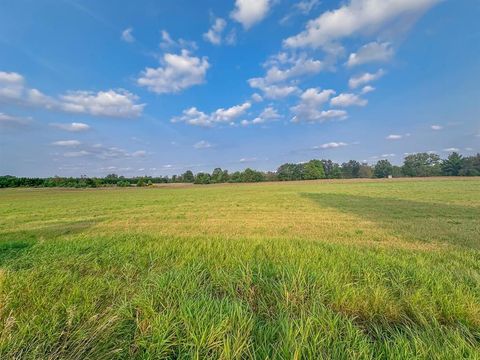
<box><xmin>280</xmin><ymin>0</ymin><xmax>320</xmax><ymax>24</ymax></box>
<box><xmin>381</xmin><ymin>153</ymin><xmax>396</xmax><ymax>158</ymax></box>
<box><xmin>314</xmin><ymin>142</ymin><xmax>348</xmax><ymax>149</ymax></box>
<box><xmin>160</xmin><ymin>31</ymin><xmax>197</xmax><ymax>51</ymax></box>
<box><xmin>263</xmin><ymin>53</ymin><xmax>325</xmax><ymax>84</ymax></box>
<box><xmin>431</xmin><ymin>124</ymin><xmax>443</xmax><ymax>130</ymax></box>
<box><xmin>349</xmin><ymin>69</ymin><xmax>385</xmax><ymax>89</ymax></box>
<box><xmin>291</xmin><ymin>88</ymin><xmax>348</xmax><ymax>123</ymax></box>
<box><xmin>52</xmin><ymin>140</ymin><xmax>82</xmax><ymax>147</ymax></box>
<box><xmin>347</xmin><ymin>42</ymin><xmax>393</xmax><ymax>67</ymax></box>
<box><xmin>0</xmin><ymin>71</ymin><xmax>24</xmax><ymax>99</ymax></box>
<box><xmin>0</xmin><ymin>71</ymin><xmax>144</xmax><ymax>118</ymax></box>
<box><xmin>121</xmin><ymin>27</ymin><xmax>135</xmax><ymax>43</ymax></box>
<box><xmin>330</xmin><ymin>93</ymin><xmax>368</xmax><ymax>107</ymax></box>
<box><xmin>59</xmin><ymin>90</ymin><xmax>143</xmax><ymax>117</ymax></box>
<box><xmin>284</xmin><ymin>0</ymin><xmax>441</xmax><ymax>49</ymax></box>
<box><xmin>241</xmin><ymin>106</ymin><xmax>281</xmax><ymax>126</ymax></box>
<box><xmin>361</xmin><ymin>85</ymin><xmax>375</xmax><ymax>94</ymax></box>
<box><xmin>443</xmin><ymin>147</ymin><xmax>459</xmax><ymax>152</ymax></box>
<box><xmin>138</xmin><ymin>50</ymin><xmax>210</xmax><ymax>94</ymax></box>
<box><xmin>0</xmin><ymin>112</ymin><xmax>31</xmax><ymax>126</ymax></box>
<box><xmin>251</xmin><ymin>93</ymin><xmax>263</xmax><ymax>102</ymax></box>
<box><xmin>231</xmin><ymin>0</ymin><xmax>271</xmax><ymax>29</ymax></box>
<box><xmin>131</xmin><ymin>150</ymin><xmax>147</xmax><ymax>157</ymax></box>
<box><xmin>248</xmin><ymin>77</ymin><xmax>299</xmax><ymax>99</ymax></box>
<box><xmin>50</xmin><ymin>122</ymin><xmax>90</xmax><ymax>132</ymax></box>
<box><xmin>63</xmin><ymin>150</ymin><xmax>91</xmax><ymax>158</ymax></box>
<box><xmin>172</xmin><ymin>101</ymin><xmax>251</xmax><ymax>127</ymax></box>
<box><xmin>203</xmin><ymin>18</ymin><xmax>227</xmax><ymax>45</ymax></box>
<box><xmin>194</xmin><ymin>140</ymin><xmax>213</xmax><ymax>149</ymax></box>
<box><xmin>239</xmin><ymin>157</ymin><xmax>258</xmax><ymax>163</ymax></box>
<box><xmin>386</xmin><ymin>134</ymin><xmax>402</xmax><ymax>140</ymax></box>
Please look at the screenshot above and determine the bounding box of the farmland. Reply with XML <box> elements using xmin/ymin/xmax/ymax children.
<box><xmin>0</xmin><ymin>178</ymin><xmax>479</xmax><ymax>359</ymax></box>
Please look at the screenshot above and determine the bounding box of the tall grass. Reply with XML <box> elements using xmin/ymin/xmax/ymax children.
<box><xmin>0</xmin><ymin>178</ymin><xmax>479</xmax><ymax>358</ymax></box>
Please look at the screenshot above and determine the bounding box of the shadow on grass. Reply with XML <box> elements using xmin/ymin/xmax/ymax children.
<box><xmin>302</xmin><ymin>193</ymin><xmax>480</xmax><ymax>249</ymax></box>
<box><xmin>0</xmin><ymin>220</ymin><xmax>101</xmax><ymax>266</ymax></box>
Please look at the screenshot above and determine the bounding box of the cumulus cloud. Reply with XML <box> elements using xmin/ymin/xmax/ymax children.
<box><xmin>349</xmin><ymin>69</ymin><xmax>385</xmax><ymax>89</ymax></box>
<box><xmin>241</xmin><ymin>106</ymin><xmax>281</xmax><ymax>126</ymax></box>
<box><xmin>361</xmin><ymin>85</ymin><xmax>375</xmax><ymax>94</ymax></box>
<box><xmin>0</xmin><ymin>71</ymin><xmax>144</xmax><ymax>118</ymax></box>
<box><xmin>50</xmin><ymin>122</ymin><xmax>90</xmax><ymax>132</ymax></box>
<box><xmin>248</xmin><ymin>78</ymin><xmax>299</xmax><ymax>99</ymax></box>
<box><xmin>231</xmin><ymin>0</ymin><xmax>271</xmax><ymax>29</ymax></box>
<box><xmin>203</xmin><ymin>18</ymin><xmax>227</xmax><ymax>45</ymax></box>
<box><xmin>0</xmin><ymin>112</ymin><xmax>32</xmax><ymax>127</ymax></box>
<box><xmin>431</xmin><ymin>124</ymin><xmax>443</xmax><ymax>130</ymax></box>
<box><xmin>386</xmin><ymin>134</ymin><xmax>402</xmax><ymax>140</ymax></box>
<box><xmin>52</xmin><ymin>140</ymin><xmax>82</xmax><ymax>147</ymax></box>
<box><xmin>121</xmin><ymin>27</ymin><xmax>135</xmax><ymax>43</ymax></box>
<box><xmin>347</xmin><ymin>42</ymin><xmax>393</xmax><ymax>67</ymax></box>
<box><xmin>137</xmin><ymin>50</ymin><xmax>210</xmax><ymax>94</ymax></box>
<box><xmin>160</xmin><ymin>31</ymin><xmax>197</xmax><ymax>51</ymax></box>
<box><xmin>330</xmin><ymin>93</ymin><xmax>368</xmax><ymax>107</ymax></box>
<box><xmin>194</xmin><ymin>140</ymin><xmax>213</xmax><ymax>149</ymax></box>
<box><xmin>60</xmin><ymin>143</ymin><xmax>147</xmax><ymax>160</ymax></box>
<box><xmin>284</xmin><ymin>0</ymin><xmax>441</xmax><ymax>49</ymax></box>
<box><xmin>251</xmin><ymin>93</ymin><xmax>263</xmax><ymax>102</ymax></box>
<box><xmin>59</xmin><ymin>90</ymin><xmax>144</xmax><ymax>117</ymax></box>
<box><xmin>172</xmin><ymin>101</ymin><xmax>251</xmax><ymax>127</ymax></box>
<box><xmin>314</xmin><ymin>142</ymin><xmax>348</xmax><ymax>149</ymax></box>
<box><xmin>291</xmin><ymin>88</ymin><xmax>347</xmax><ymax>123</ymax></box>
<box><xmin>443</xmin><ymin>147</ymin><xmax>459</xmax><ymax>152</ymax></box>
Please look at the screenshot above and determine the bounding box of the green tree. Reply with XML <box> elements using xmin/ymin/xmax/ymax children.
<box><xmin>441</xmin><ymin>152</ymin><xmax>464</xmax><ymax>176</ymax></box>
<box><xmin>459</xmin><ymin>154</ymin><xmax>480</xmax><ymax>176</ymax></box>
<box><xmin>358</xmin><ymin>164</ymin><xmax>373</xmax><ymax>178</ymax></box>
<box><xmin>341</xmin><ymin>160</ymin><xmax>361</xmax><ymax>178</ymax></box>
<box><xmin>303</xmin><ymin>160</ymin><xmax>326</xmax><ymax>180</ymax></box>
<box><xmin>194</xmin><ymin>173</ymin><xmax>211</xmax><ymax>184</ymax></box>
<box><xmin>374</xmin><ymin>160</ymin><xmax>393</xmax><ymax>178</ymax></box>
<box><xmin>182</xmin><ymin>170</ymin><xmax>195</xmax><ymax>183</ymax></box>
<box><xmin>402</xmin><ymin>153</ymin><xmax>441</xmax><ymax>177</ymax></box>
<box><xmin>321</xmin><ymin>160</ymin><xmax>342</xmax><ymax>179</ymax></box>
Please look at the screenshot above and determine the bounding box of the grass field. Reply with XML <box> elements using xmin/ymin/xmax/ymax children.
<box><xmin>0</xmin><ymin>178</ymin><xmax>479</xmax><ymax>359</ymax></box>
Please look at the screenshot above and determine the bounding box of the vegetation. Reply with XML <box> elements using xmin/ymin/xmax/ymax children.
<box><xmin>1</xmin><ymin>152</ymin><xmax>479</xmax><ymax>189</ymax></box>
<box><xmin>0</xmin><ymin>178</ymin><xmax>479</xmax><ymax>358</ymax></box>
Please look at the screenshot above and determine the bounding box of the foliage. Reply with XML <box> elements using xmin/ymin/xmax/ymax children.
<box><xmin>1</xmin><ymin>153</ymin><xmax>479</xmax><ymax>188</ymax></box>
<box><xmin>402</xmin><ymin>153</ymin><xmax>441</xmax><ymax>177</ymax></box>
<box><xmin>374</xmin><ymin>160</ymin><xmax>393</xmax><ymax>178</ymax></box>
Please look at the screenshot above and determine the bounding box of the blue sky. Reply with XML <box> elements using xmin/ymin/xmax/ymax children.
<box><xmin>0</xmin><ymin>0</ymin><xmax>479</xmax><ymax>177</ymax></box>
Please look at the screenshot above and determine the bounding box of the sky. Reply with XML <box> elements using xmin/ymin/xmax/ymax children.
<box><xmin>0</xmin><ymin>0</ymin><xmax>479</xmax><ymax>177</ymax></box>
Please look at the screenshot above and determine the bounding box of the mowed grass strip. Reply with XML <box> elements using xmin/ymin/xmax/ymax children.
<box><xmin>0</xmin><ymin>178</ymin><xmax>479</xmax><ymax>359</ymax></box>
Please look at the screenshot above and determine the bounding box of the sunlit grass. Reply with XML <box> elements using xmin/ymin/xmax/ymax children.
<box><xmin>0</xmin><ymin>178</ymin><xmax>479</xmax><ymax>358</ymax></box>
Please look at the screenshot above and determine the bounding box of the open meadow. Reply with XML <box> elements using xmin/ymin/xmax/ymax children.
<box><xmin>0</xmin><ymin>178</ymin><xmax>479</xmax><ymax>359</ymax></box>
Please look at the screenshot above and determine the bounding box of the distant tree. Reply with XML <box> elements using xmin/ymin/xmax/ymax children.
<box><xmin>321</xmin><ymin>160</ymin><xmax>342</xmax><ymax>179</ymax></box>
<box><xmin>137</xmin><ymin>178</ymin><xmax>146</xmax><ymax>187</ymax></box>
<box><xmin>374</xmin><ymin>160</ymin><xmax>393</xmax><ymax>178</ymax></box>
<box><xmin>304</xmin><ymin>160</ymin><xmax>326</xmax><ymax>180</ymax></box>
<box><xmin>341</xmin><ymin>160</ymin><xmax>361</xmax><ymax>179</ymax></box>
<box><xmin>194</xmin><ymin>172</ymin><xmax>211</xmax><ymax>184</ymax></box>
<box><xmin>147</xmin><ymin>180</ymin><xmax>153</xmax><ymax>186</ymax></box>
<box><xmin>441</xmin><ymin>152</ymin><xmax>464</xmax><ymax>176</ymax></box>
<box><xmin>211</xmin><ymin>168</ymin><xmax>229</xmax><ymax>183</ymax></box>
<box><xmin>182</xmin><ymin>170</ymin><xmax>195</xmax><ymax>183</ymax></box>
<box><xmin>392</xmin><ymin>166</ymin><xmax>404</xmax><ymax>178</ymax></box>
<box><xmin>402</xmin><ymin>153</ymin><xmax>441</xmax><ymax>177</ymax></box>
<box><xmin>276</xmin><ymin>163</ymin><xmax>304</xmax><ymax>181</ymax></box>
<box><xmin>241</xmin><ymin>168</ymin><xmax>265</xmax><ymax>182</ymax></box>
<box><xmin>459</xmin><ymin>153</ymin><xmax>480</xmax><ymax>176</ymax></box>
<box><xmin>358</xmin><ymin>164</ymin><xmax>373</xmax><ymax>178</ymax></box>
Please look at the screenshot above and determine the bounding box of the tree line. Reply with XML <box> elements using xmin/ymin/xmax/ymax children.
<box><xmin>1</xmin><ymin>152</ymin><xmax>478</xmax><ymax>188</ymax></box>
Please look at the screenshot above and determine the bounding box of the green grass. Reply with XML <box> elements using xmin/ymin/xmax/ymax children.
<box><xmin>0</xmin><ymin>178</ymin><xmax>479</xmax><ymax>359</ymax></box>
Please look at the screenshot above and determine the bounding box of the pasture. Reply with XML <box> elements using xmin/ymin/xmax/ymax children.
<box><xmin>0</xmin><ymin>178</ymin><xmax>479</xmax><ymax>359</ymax></box>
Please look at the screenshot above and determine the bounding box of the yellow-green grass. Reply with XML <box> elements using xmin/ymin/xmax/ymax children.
<box><xmin>0</xmin><ymin>178</ymin><xmax>479</xmax><ymax>359</ymax></box>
